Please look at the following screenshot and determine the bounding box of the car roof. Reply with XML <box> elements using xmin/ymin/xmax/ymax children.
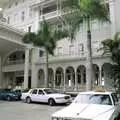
<box><xmin>31</xmin><ymin>88</ymin><xmax>51</xmax><ymax>90</ymax></box>
<box><xmin>78</xmin><ymin>91</ymin><xmax>113</xmax><ymax>95</ymax></box>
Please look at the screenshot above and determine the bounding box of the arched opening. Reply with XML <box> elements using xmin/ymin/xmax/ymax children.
<box><xmin>48</xmin><ymin>68</ymin><xmax>54</xmax><ymax>87</ymax></box>
<box><xmin>66</xmin><ymin>66</ymin><xmax>75</xmax><ymax>87</ymax></box>
<box><xmin>38</xmin><ymin>69</ymin><xmax>45</xmax><ymax>87</ymax></box>
<box><xmin>102</xmin><ymin>63</ymin><xmax>113</xmax><ymax>88</ymax></box>
<box><xmin>77</xmin><ymin>65</ymin><xmax>86</xmax><ymax>85</ymax></box>
<box><xmin>55</xmin><ymin>67</ymin><xmax>64</xmax><ymax>87</ymax></box>
<box><xmin>93</xmin><ymin>64</ymin><xmax>99</xmax><ymax>86</ymax></box>
<box><xmin>4</xmin><ymin>50</ymin><xmax>25</xmax><ymax>65</ymax></box>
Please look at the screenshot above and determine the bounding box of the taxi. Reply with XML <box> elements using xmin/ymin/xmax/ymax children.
<box><xmin>51</xmin><ymin>89</ymin><xmax>120</xmax><ymax>120</ymax></box>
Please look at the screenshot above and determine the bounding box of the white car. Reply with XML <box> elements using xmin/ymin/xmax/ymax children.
<box><xmin>51</xmin><ymin>91</ymin><xmax>120</xmax><ymax>120</ymax></box>
<box><xmin>21</xmin><ymin>88</ymin><xmax>71</xmax><ymax>106</ymax></box>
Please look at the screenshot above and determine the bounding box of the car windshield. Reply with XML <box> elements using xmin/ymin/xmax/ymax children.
<box><xmin>73</xmin><ymin>94</ymin><xmax>112</xmax><ymax>105</ymax></box>
<box><xmin>44</xmin><ymin>89</ymin><xmax>57</xmax><ymax>94</ymax></box>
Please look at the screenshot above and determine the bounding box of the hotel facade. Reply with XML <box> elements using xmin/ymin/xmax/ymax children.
<box><xmin>0</xmin><ymin>0</ymin><xmax>120</xmax><ymax>91</ymax></box>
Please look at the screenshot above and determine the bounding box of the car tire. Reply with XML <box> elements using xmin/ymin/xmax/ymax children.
<box><xmin>26</xmin><ymin>97</ymin><xmax>31</xmax><ymax>104</ymax></box>
<box><xmin>48</xmin><ymin>98</ymin><xmax>55</xmax><ymax>106</ymax></box>
<box><xmin>6</xmin><ymin>96</ymin><xmax>11</xmax><ymax>101</ymax></box>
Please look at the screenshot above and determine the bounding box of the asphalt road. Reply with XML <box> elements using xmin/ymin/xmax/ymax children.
<box><xmin>0</xmin><ymin>101</ymin><xmax>65</xmax><ymax>120</ymax></box>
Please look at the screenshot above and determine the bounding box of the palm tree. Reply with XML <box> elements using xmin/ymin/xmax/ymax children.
<box><xmin>102</xmin><ymin>32</ymin><xmax>120</xmax><ymax>93</ymax></box>
<box><xmin>23</xmin><ymin>19</ymin><xmax>68</xmax><ymax>88</ymax></box>
<box><xmin>60</xmin><ymin>0</ymin><xmax>109</xmax><ymax>90</ymax></box>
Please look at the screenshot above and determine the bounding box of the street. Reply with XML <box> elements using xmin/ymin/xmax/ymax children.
<box><xmin>0</xmin><ymin>101</ymin><xmax>65</xmax><ymax>120</ymax></box>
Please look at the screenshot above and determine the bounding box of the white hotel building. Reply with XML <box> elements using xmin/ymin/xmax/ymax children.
<box><xmin>0</xmin><ymin>0</ymin><xmax>120</xmax><ymax>91</ymax></box>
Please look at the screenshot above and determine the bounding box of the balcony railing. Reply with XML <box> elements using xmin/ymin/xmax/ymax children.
<box><xmin>5</xmin><ymin>59</ymin><xmax>25</xmax><ymax>65</ymax></box>
<box><xmin>39</xmin><ymin>10</ymin><xmax>61</xmax><ymax>21</ymax></box>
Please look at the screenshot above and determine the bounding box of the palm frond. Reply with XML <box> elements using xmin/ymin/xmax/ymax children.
<box><xmin>114</xmin><ymin>32</ymin><xmax>120</xmax><ymax>41</ymax></box>
<box><xmin>22</xmin><ymin>32</ymin><xmax>37</xmax><ymax>43</ymax></box>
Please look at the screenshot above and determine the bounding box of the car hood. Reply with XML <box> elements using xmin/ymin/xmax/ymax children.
<box><xmin>47</xmin><ymin>93</ymin><xmax>69</xmax><ymax>98</ymax></box>
<box><xmin>52</xmin><ymin>103</ymin><xmax>115</xmax><ymax>120</ymax></box>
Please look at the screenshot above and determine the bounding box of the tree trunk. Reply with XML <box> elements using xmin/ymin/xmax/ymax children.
<box><xmin>86</xmin><ymin>17</ymin><xmax>93</xmax><ymax>91</ymax></box>
<box><xmin>45</xmin><ymin>50</ymin><xmax>49</xmax><ymax>88</ymax></box>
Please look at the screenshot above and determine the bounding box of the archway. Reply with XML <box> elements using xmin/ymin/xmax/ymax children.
<box><xmin>48</xmin><ymin>68</ymin><xmax>54</xmax><ymax>87</ymax></box>
<box><xmin>66</xmin><ymin>66</ymin><xmax>75</xmax><ymax>87</ymax></box>
<box><xmin>102</xmin><ymin>63</ymin><xmax>113</xmax><ymax>88</ymax></box>
<box><xmin>77</xmin><ymin>65</ymin><xmax>86</xmax><ymax>85</ymax></box>
<box><xmin>93</xmin><ymin>64</ymin><xmax>99</xmax><ymax>86</ymax></box>
<box><xmin>55</xmin><ymin>67</ymin><xmax>64</xmax><ymax>87</ymax></box>
<box><xmin>4</xmin><ymin>50</ymin><xmax>25</xmax><ymax>65</ymax></box>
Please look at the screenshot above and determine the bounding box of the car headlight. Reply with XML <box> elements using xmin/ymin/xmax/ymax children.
<box><xmin>55</xmin><ymin>97</ymin><xmax>64</xmax><ymax>99</ymax></box>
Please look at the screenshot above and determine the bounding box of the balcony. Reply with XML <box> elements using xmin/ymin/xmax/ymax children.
<box><xmin>5</xmin><ymin>59</ymin><xmax>25</xmax><ymax>65</ymax></box>
<box><xmin>39</xmin><ymin>10</ymin><xmax>61</xmax><ymax>22</ymax></box>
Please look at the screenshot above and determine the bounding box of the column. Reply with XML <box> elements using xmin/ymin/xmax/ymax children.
<box><xmin>53</xmin><ymin>69</ymin><xmax>56</xmax><ymax>89</ymax></box>
<box><xmin>63</xmin><ymin>68</ymin><xmax>66</xmax><ymax>91</ymax></box>
<box><xmin>24</xmin><ymin>47</ymin><xmax>30</xmax><ymax>89</ymax></box>
<box><xmin>99</xmin><ymin>67</ymin><xmax>102</xmax><ymax>86</ymax></box>
<box><xmin>31</xmin><ymin>48</ymin><xmax>38</xmax><ymax>88</ymax></box>
<box><xmin>35</xmin><ymin>7</ymin><xmax>40</xmax><ymax>32</ymax></box>
<box><xmin>109</xmin><ymin>0</ymin><xmax>116</xmax><ymax>37</ymax></box>
<box><xmin>0</xmin><ymin>57</ymin><xmax>3</xmax><ymax>88</ymax></box>
<box><xmin>74</xmin><ymin>68</ymin><xmax>78</xmax><ymax>91</ymax></box>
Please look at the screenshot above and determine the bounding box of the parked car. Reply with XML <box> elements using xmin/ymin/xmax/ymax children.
<box><xmin>21</xmin><ymin>88</ymin><xmax>71</xmax><ymax>106</ymax></box>
<box><xmin>51</xmin><ymin>91</ymin><xmax>120</xmax><ymax>120</ymax></box>
<box><xmin>13</xmin><ymin>89</ymin><xmax>22</xmax><ymax>100</ymax></box>
<box><xmin>0</xmin><ymin>89</ymin><xmax>19</xmax><ymax>101</ymax></box>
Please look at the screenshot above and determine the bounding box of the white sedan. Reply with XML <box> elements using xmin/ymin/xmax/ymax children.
<box><xmin>21</xmin><ymin>88</ymin><xmax>71</xmax><ymax>106</ymax></box>
<box><xmin>51</xmin><ymin>91</ymin><xmax>120</xmax><ymax>120</ymax></box>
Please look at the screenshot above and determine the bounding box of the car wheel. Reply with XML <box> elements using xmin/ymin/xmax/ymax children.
<box><xmin>6</xmin><ymin>96</ymin><xmax>11</xmax><ymax>101</ymax></box>
<box><xmin>48</xmin><ymin>98</ymin><xmax>55</xmax><ymax>106</ymax></box>
<box><xmin>26</xmin><ymin>97</ymin><xmax>31</xmax><ymax>104</ymax></box>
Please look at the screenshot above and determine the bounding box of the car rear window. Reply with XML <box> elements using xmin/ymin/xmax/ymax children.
<box><xmin>22</xmin><ymin>89</ymin><xmax>30</xmax><ymax>93</ymax></box>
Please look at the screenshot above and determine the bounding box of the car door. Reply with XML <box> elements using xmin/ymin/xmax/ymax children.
<box><xmin>30</xmin><ymin>89</ymin><xmax>38</xmax><ymax>102</ymax></box>
<box><xmin>37</xmin><ymin>89</ymin><xmax>48</xmax><ymax>103</ymax></box>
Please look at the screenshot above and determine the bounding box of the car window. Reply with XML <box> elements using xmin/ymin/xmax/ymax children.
<box><xmin>73</xmin><ymin>94</ymin><xmax>112</xmax><ymax>105</ymax></box>
<box><xmin>111</xmin><ymin>93</ymin><xmax>118</xmax><ymax>105</ymax></box>
<box><xmin>31</xmin><ymin>89</ymin><xmax>37</xmax><ymax>94</ymax></box>
<box><xmin>44</xmin><ymin>89</ymin><xmax>57</xmax><ymax>94</ymax></box>
<box><xmin>38</xmin><ymin>90</ymin><xmax>44</xmax><ymax>95</ymax></box>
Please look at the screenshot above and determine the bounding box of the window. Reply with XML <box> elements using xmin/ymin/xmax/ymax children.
<box><xmin>38</xmin><ymin>90</ymin><xmax>44</xmax><ymax>95</ymax></box>
<box><xmin>39</xmin><ymin>50</ymin><xmax>44</xmax><ymax>57</ymax></box>
<box><xmin>43</xmin><ymin>4</ymin><xmax>57</xmax><ymax>14</ymax></box>
<box><xmin>21</xmin><ymin>11</ymin><xmax>25</xmax><ymax>21</ymax></box>
<box><xmin>57</xmin><ymin>47</ymin><xmax>62</xmax><ymax>56</ymax></box>
<box><xmin>14</xmin><ymin>13</ymin><xmax>18</xmax><ymax>23</ymax></box>
<box><xmin>15</xmin><ymin>1</ymin><xmax>18</xmax><ymax>6</ymax></box>
<box><xmin>29</xmin><ymin>8</ymin><xmax>33</xmax><ymax>17</ymax></box>
<box><xmin>32</xmin><ymin>89</ymin><xmax>37</xmax><ymax>94</ymax></box>
<box><xmin>69</xmin><ymin>45</ymin><xmax>74</xmax><ymax>55</ymax></box>
<box><xmin>28</xmin><ymin>26</ymin><xmax>31</xmax><ymax>32</ymax></box>
<box><xmin>78</xmin><ymin>44</ymin><xmax>84</xmax><ymax>53</ymax></box>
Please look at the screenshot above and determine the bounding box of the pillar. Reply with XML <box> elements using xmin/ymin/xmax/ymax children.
<box><xmin>31</xmin><ymin>48</ymin><xmax>38</xmax><ymax>88</ymax></box>
<box><xmin>63</xmin><ymin>68</ymin><xmax>66</xmax><ymax>91</ymax></box>
<box><xmin>109</xmin><ymin>0</ymin><xmax>116</xmax><ymax>37</ymax></box>
<box><xmin>0</xmin><ymin>57</ymin><xmax>3</xmax><ymax>88</ymax></box>
<box><xmin>74</xmin><ymin>68</ymin><xmax>78</xmax><ymax>91</ymax></box>
<box><xmin>35</xmin><ymin>7</ymin><xmax>40</xmax><ymax>32</ymax></box>
<box><xmin>99</xmin><ymin>66</ymin><xmax>102</xmax><ymax>86</ymax></box>
<box><xmin>24</xmin><ymin>47</ymin><xmax>30</xmax><ymax>89</ymax></box>
<box><xmin>53</xmin><ymin>69</ymin><xmax>56</xmax><ymax>89</ymax></box>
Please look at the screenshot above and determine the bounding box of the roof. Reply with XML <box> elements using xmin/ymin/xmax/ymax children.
<box><xmin>78</xmin><ymin>91</ymin><xmax>113</xmax><ymax>95</ymax></box>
